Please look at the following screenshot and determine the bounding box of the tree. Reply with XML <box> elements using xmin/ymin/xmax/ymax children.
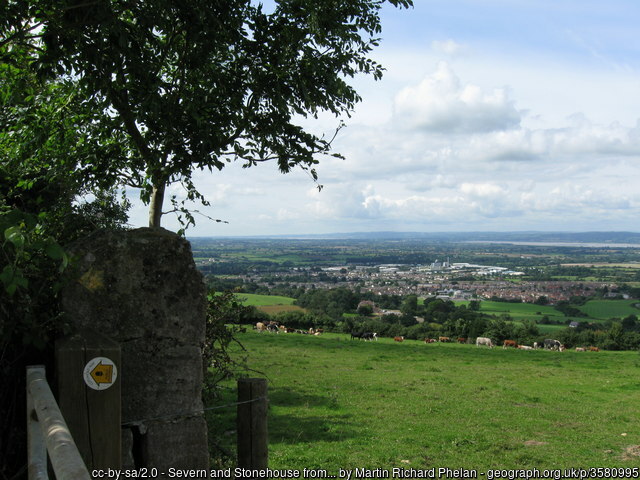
<box><xmin>4</xmin><ymin>0</ymin><xmax>413</xmax><ymax>228</ymax></box>
<box><xmin>534</xmin><ymin>295</ymin><xmax>549</xmax><ymax>305</ymax></box>
<box><xmin>607</xmin><ymin>321</ymin><xmax>625</xmax><ymax>350</ymax></box>
<box><xmin>400</xmin><ymin>294</ymin><xmax>418</xmax><ymax>317</ymax></box>
<box><xmin>357</xmin><ymin>303</ymin><xmax>374</xmax><ymax>316</ymax></box>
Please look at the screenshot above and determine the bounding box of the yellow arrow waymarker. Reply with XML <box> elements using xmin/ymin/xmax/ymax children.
<box><xmin>84</xmin><ymin>356</ymin><xmax>117</xmax><ymax>390</ymax></box>
<box><xmin>90</xmin><ymin>361</ymin><xmax>113</xmax><ymax>385</ymax></box>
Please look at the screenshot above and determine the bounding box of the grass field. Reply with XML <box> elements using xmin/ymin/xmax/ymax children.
<box><xmin>231</xmin><ymin>293</ymin><xmax>305</xmax><ymax>315</ymax></box>
<box><xmin>465</xmin><ymin>300</ymin><xmax>565</xmax><ymax>321</ymax></box>
<box><xmin>208</xmin><ymin>331</ymin><xmax>640</xmax><ymax>471</ymax></box>
<box><xmin>459</xmin><ymin>299</ymin><xmax>640</xmax><ymax>324</ymax></box>
<box><xmin>232</xmin><ymin>293</ymin><xmax>297</xmax><ymax>306</ymax></box>
<box><xmin>578</xmin><ymin>300</ymin><xmax>640</xmax><ymax>320</ymax></box>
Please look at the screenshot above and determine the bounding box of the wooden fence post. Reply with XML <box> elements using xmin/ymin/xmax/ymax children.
<box><xmin>56</xmin><ymin>329</ymin><xmax>121</xmax><ymax>471</ymax></box>
<box><xmin>237</xmin><ymin>378</ymin><xmax>268</xmax><ymax>469</ymax></box>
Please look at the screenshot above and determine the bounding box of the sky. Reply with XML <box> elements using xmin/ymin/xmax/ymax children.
<box><xmin>126</xmin><ymin>1</ymin><xmax>640</xmax><ymax>236</ymax></box>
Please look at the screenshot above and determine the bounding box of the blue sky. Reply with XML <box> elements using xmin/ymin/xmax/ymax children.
<box><xmin>126</xmin><ymin>1</ymin><xmax>640</xmax><ymax>236</ymax></box>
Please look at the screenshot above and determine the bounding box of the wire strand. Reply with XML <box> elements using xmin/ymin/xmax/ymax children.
<box><xmin>121</xmin><ymin>396</ymin><xmax>267</xmax><ymax>427</ymax></box>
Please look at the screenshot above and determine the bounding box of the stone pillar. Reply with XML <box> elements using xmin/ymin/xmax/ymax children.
<box><xmin>61</xmin><ymin>228</ymin><xmax>209</xmax><ymax>472</ymax></box>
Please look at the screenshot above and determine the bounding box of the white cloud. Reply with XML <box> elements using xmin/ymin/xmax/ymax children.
<box><xmin>393</xmin><ymin>62</ymin><xmax>521</xmax><ymax>133</ymax></box>
<box><xmin>431</xmin><ymin>39</ymin><xmax>468</xmax><ymax>57</ymax></box>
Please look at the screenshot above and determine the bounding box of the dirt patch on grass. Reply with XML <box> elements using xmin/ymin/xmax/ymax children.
<box><xmin>523</xmin><ymin>440</ymin><xmax>548</xmax><ymax>447</ymax></box>
<box><xmin>622</xmin><ymin>445</ymin><xmax>640</xmax><ymax>460</ymax></box>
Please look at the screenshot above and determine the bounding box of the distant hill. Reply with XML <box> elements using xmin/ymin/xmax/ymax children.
<box><xmin>194</xmin><ymin>231</ymin><xmax>640</xmax><ymax>244</ymax></box>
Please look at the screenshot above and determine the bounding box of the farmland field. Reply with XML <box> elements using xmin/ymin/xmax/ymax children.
<box><xmin>460</xmin><ymin>300</ymin><xmax>564</xmax><ymax>321</ymax></box>
<box><xmin>232</xmin><ymin>293</ymin><xmax>297</xmax><ymax>306</ymax></box>
<box><xmin>458</xmin><ymin>299</ymin><xmax>640</xmax><ymax>324</ymax></box>
<box><xmin>208</xmin><ymin>330</ymin><xmax>640</xmax><ymax>471</ymax></box>
<box><xmin>578</xmin><ymin>300</ymin><xmax>640</xmax><ymax>320</ymax></box>
<box><xmin>231</xmin><ymin>293</ymin><xmax>305</xmax><ymax>315</ymax></box>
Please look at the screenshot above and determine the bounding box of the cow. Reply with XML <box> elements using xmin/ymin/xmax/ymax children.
<box><xmin>362</xmin><ymin>332</ymin><xmax>377</xmax><ymax>341</ymax></box>
<box><xmin>503</xmin><ymin>340</ymin><xmax>517</xmax><ymax>349</ymax></box>
<box><xmin>543</xmin><ymin>339</ymin><xmax>562</xmax><ymax>351</ymax></box>
<box><xmin>457</xmin><ymin>337</ymin><xmax>466</xmax><ymax>344</ymax></box>
<box><xmin>256</xmin><ymin>322</ymin><xmax>266</xmax><ymax>332</ymax></box>
<box><xmin>350</xmin><ymin>332</ymin><xmax>363</xmax><ymax>340</ymax></box>
<box><xmin>575</xmin><ymin>347</ymin><xmax>586</xmax><ymax>352</ymax></box>
<box><xmin>533</xmin><ymin>342</ymin><xmax>539</xmax><ymax>349</ymax></box>
<box><xmin>394</xmin><ymin>336</ymin><xmax>404</xmax><ymax>342</ymax></box>
<box><xmin>266</xmin><ymin>323</ymin><xmax>279</xmax><ymax>333</ymax></box>
<box><xmin>517</xmin><ymin>345</ymin><xmax>534</xmax><ymax>350</ymax></box>
<box><xmin>476</xmin><ymin>337</ymin><xmax>494</xmax><ymax>348</ymax></box>
<box><xmin>439</xmin><ymin>336</ymin><xmax>451</xmax><ymax>343</ymax></box>
<box><xmin>589</xmin><ymin>346</ymin><xmax>600</xmax><ymax>352</ymax></box>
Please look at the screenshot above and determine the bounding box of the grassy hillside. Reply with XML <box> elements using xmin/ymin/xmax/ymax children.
<box><xmin>459</xmin><ymin>299</ymin><xmax>640</xmax><ymax>323</ymax></box>
<box><xmin>470</xmin><ymin>300</ymin><xmax>564</xmax><ymax>321</ymax></box>
<box><xmin>208</xmin><ymin>331</ymin><xmax>640</xmax><ymax>471</ymax></box>
<box><xmin>232</xmin><ymin>293</ymin><xmax>296</xmax><ymax>306</ymax></box>
<box><xmin>578</xmin><ymin>300</ymin><xmax>640</xmax><ymax>319</ymax></box>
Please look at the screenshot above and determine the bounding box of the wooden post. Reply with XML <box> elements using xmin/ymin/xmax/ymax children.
<box><xmin>237</xmin><ymin>378</ymin><xmax>268</xmax><ymax>469</ymax></box>
<box><xmin>56</xmin><ymin>329</ymin><xmax>121</xmax><ymax>471</ymax></box>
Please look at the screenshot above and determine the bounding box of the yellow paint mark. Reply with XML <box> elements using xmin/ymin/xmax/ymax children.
<box><xmin>79</xmin><ymin>269</ymin><xmax>104</xmax><ymax>291</ymax></box>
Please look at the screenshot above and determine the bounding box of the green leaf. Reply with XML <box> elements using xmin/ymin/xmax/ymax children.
<box><xmin>45</xmin><ymin>242</ymin><xmax>65</xmax><ymax>260</ymax></box>
<box><xmin>0</xmin><ymin>265</ymin><xmax>28</xmax><ymax>295</ymax></box>
<box><xmin>4</xmin><ymin>226</ymin><xmax>25</xmax><ymax>249</ymax></box>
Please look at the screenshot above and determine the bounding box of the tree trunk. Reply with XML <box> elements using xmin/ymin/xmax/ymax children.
<box><xmin>148</xmin><ymin>183</ymin><xmax>165</xmax><ymax>227</ymax></box>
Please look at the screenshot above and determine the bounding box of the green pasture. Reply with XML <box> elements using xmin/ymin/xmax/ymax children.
<box><xmin>578</xmin><ymin>300</ymin><xmax>640</xmax><ymax>320</ymax></box>
<box><xmin>209</xmin><ymin>331</ymin><xmax>640</xmax><ymax>471</ymax></box>
<box><xmin>232</xmin><ymin>293</ymin><xmax>296</xmax><ymax>306</ymax></box>
<box><xmin>460</xmin><ymin>299</ymin><xmax>640</xmax><ymax>324</ymax></box>
<box><xmin>458</xmin><ymin>300</ymin><xmax>565</xmax><ymax>322</ymax></box>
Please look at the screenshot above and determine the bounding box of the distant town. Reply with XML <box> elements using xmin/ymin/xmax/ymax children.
<box><xmin>195</xmin><ymin>247</ymin><xmax>629</xmax><ymax>305</ymax></box>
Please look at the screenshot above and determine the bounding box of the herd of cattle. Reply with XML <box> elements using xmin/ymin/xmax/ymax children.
<box><xmin>255</xmin><ymin>321</ymin><xmax>324</xmax><ymax>335</ymax></box>
<box><xmin>472</xmin><ymin>337</ymin><xmax>599</xmax><ymax>351</ymax></box>
<box><xmin>253</xmin><ymin>322</ymin><xmax>600</xmax><ymax>352</ymax></box>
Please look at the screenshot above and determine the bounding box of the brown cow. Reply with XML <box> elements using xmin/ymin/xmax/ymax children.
<box><xmin>438</xmin><ymin>336</ymin><xmax>451</xmax><ymax>343</ymax></box>
<box><xmin>394</xmin><ymin>336</ymin><xmax>404</xmax><ymax>342</ymax></box>
<box><xmin>457</xmin><ymin>337</ymin><xmax>466</xmax><ymax>344</ymax></box>
<box><xmin>589</xmin><ymin>346</ymin><xmax>600</xmax><ymax>352</ymax></box>
<box><xmin>503</xmin><ymin>340</ymin><xmax>517</xmax><ymax>348</ymax></box>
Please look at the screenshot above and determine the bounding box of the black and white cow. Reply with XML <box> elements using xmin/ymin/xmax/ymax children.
<box><xmin>543</xmin><ymin>339</ymin><xmax>563</xmax><ymax>351</ymax></box>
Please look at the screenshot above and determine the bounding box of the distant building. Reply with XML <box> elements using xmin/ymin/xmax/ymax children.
<box><xmin>431</xmin><ymin>257</ymin><xmax>451</xmax><ymax>271</ymax></box>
